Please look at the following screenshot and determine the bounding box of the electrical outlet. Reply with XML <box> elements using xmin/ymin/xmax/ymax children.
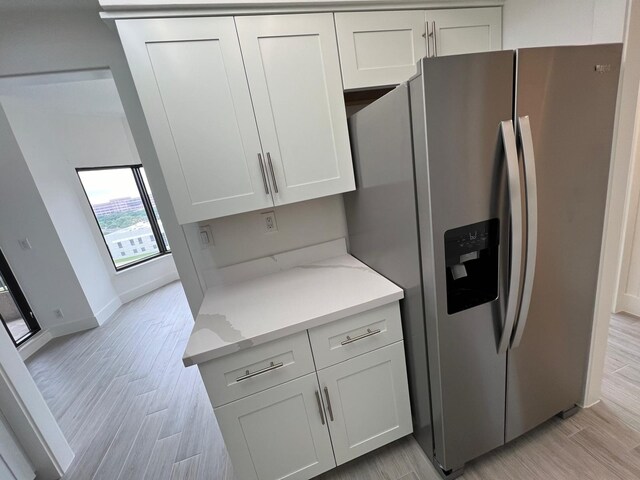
<box><xmin>262</xmin><ymin>211</ymin><xmax>278</xmax><ymax>233</ymax></box>
<box><xmin>54</xmin><ymin>309</ymin><xmax>64</xmax><ymax>319</ymax></box>
<box><xmin>199</xmin><ymin>225</ymin><xmax>213</xmax><ymax>248</ymax></box>
<box><xmin>18</xmin><ymin>238</ymin><xmax>32</xmax><ymax>250</ymax></box>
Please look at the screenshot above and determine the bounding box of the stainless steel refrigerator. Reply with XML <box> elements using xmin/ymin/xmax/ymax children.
<box><xmin>344</xmin><ymin>45</ymin><xmax>621</xmax><ymax>477</ymax></box>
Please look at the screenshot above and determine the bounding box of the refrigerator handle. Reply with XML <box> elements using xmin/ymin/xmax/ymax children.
<box><xmin>510</xmin><ymin>116</ymin><xmax>538</xmax><ymax>349</ymax></box>
<box><xmin>498</xmin><ymin>120</ymin><xmax>524</xmax><ymax>355</ymax></box>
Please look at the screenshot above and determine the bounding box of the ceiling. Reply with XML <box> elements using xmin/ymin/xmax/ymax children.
<box><xmin>0</xmin><ymin>73</ymin><xmax>126</xmax><ymax>117</ymax></box>
<box><xmin>0</xmin><ymin>0</ymin><xmax>99</xmax><ymax>10</ymax></box>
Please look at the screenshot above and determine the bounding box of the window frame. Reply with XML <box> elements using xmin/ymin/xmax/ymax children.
<box><xmin>0</xmin><ymin>248</ymin><xmax>40</xmax><ymax>347</ymax></box>
<box><xmin>76</xmin><ymin>165</ymin><xmax>171</xmax><ymax>272</ymax></box>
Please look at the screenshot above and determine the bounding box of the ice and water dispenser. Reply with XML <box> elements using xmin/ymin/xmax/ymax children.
<box><xmin>444</xmin><ymin>219</ymin><xmax>500</xmax><ymax>314</ymax></box>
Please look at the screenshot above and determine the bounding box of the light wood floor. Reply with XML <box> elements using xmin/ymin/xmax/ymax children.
<box><xmin>26</xmin><ymin>282</ymin><xmax>640</xmax><ymax>480</ymax></box>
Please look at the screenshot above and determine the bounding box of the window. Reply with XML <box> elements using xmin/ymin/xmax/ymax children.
<box><xmin>141</xmin><ymin>247</ymin><xmax>146</xmax><ymax>252</ymax></box>
<box><xmin>77</xmin><ymin>165</ymin><xmax>171</xmax><ymax>270</ymax></box>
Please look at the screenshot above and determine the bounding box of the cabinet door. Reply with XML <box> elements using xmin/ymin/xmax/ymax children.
<box><xmin>317</xmin><ymin>342</ymin><xmax>412</xmax><ymax>465</ymax></box>
<box><xmin>235</xmin><ymin>14</ymin><xmax>355</xmax><ymax>206</ymax></box>
<box><xmin>335</xmin><ymin>11</ymin><xmax>427</xmax><ymax>90</ymax></box>
<box><xmin>215</xmin><ymin>373</ymin><xmax>335</xmax><ymax>480</ymax></box>
<box><xmin>427</xmin><ymin>7</ymin><xmax>502</xmax><ymax>57</ymax></box>
<box><xmin>116</xmin><ymin>17</ymin><xmax>273</xmax><ymax>224</ymax></box>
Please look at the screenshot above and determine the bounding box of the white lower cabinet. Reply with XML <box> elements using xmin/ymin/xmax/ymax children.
<box><xmin>208</xmin><ymin>302</ymin><xmax>412</xmax><ymax>480</ymax></box>
<box><xmin>214</xmin><ymin>373</ymin><xmax>336</xmax><ymax>480</ymax></box>
<box><xmin>317</xmin><ymin>342</ymin><xmax>412</xmax><ymax>465</ymax></box>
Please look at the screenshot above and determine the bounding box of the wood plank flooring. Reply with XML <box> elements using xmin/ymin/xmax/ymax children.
<box><xmin>26</xmin><ymin>282</ymin><xmax>640</xmax><ymax>480</ymax></box>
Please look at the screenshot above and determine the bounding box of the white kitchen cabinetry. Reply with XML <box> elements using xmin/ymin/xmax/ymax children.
<box><xmin>236</xmin><ymin>14</ymin><xmax>355</xmax><ymax>206</ymax></box>
<box><xmin>336</xmin><ymin>7</ymin><xmax>502</xmax><ymax>89</ymax></box>
<box><xmin>215</xmin><ymin>373</ymin><xmax>336</xmax><ymax>480</ymax></box>
<box><xmin>426</xmin><ymin>7</ymin><xmax>502</xmax><ymax>57</ymax></box>
<box><xmin>117</xmin><ymin>14</ymin><xmax>354</xmax><ymax>224</ymax></box>
<box><xmin>317</xmin><ymin>342</ymin><xmax>412</xmax><ymax>465</ymax></box>
<box><xmin>117</xmin><ymin>17</ymin><xmax>272</xmax><ymax>224</ymax></box>
<box><xmin>194</xmin><ymin>296</ymin><xmax>412</xmax><ymax>480</ymax></box>
<box><xmin>335</xmin><ymin>11</ymin><xmax>427</xmax><ymax>90</ymax></box>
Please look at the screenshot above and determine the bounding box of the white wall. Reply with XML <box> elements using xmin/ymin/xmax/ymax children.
<box><xmin>0</xmin><ymin>104</ymin><xmax>96</xmax><ymax>333</ymax></box>
<box><xmin>503</xmin><ymin>0</ymin><xmax>627</xmax><ymax>48</ymax></box>
<box><xmin>0</xmin><ymin>5</ymin><xmax>204</xmax><ymax>317</ymax></box>
<box><xmin>584</xmin><ymin>0</ymin><xmax>640</xmax><ymax>406</ymax></box>
<box><xmin>0</xmin><ymin>91</ymin><xmax>181</xmax><ymax>325</ymax></box>
<box><xmin>1</xmin><ymin>97</ymin><xmax>122</xmax><ymax>326</ymax></box>
<box><xmin>187</xmin><ymin>195</ymin><xmax>348</xmax><ymax>289</ymax></box>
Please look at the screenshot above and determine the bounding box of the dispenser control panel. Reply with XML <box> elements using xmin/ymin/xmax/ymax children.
<box><xmin>444</xmin><ymin>219</ymin><xmax>499</xmax><ymax>267</ymax></box>
<box><xmin>444</xmin><ymin>219</ymin><xmax>500</xmax><ymax>314</ymax></box>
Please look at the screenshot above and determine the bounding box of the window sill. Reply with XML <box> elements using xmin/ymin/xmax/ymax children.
<box><xmin>113</xmin><ymin>252</ymin><xmax>173</xmax><ymax>275</ymax></box>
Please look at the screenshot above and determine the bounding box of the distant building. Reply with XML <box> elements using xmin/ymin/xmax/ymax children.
<box><xmin>104</xmin><ymin>221</ymin><xmax>168</xmax><ymax>265</ymax></box>
<box><xmin>92</xmin><ymin>197</ymin><xmax>144</xmax><ymax>216</ymax></box>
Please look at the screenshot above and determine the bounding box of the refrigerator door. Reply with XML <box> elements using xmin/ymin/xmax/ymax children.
<box><xmin>344</xmin><ymin>84</ymin><xmax>434</xmax><ymax>457</ymax></box>
<box><xmin>506</xmin><ymin>44</ymin><xmax>622</xmax><ymax>442</ymax></box>
<box><xmin>411</xmin><ymin>51</ymin><xmax>515</xmax><ymax>470</ymax></box>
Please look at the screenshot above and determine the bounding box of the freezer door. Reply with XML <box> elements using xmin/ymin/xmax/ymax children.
<box><xmin>412</xmin><ymin>50</ymin><xmax>514</xmax><ymax>470</ymax></box>
<box><xmin>507</xmin><ymin>44</ymin><xmax>622</xmax><ymax>441</ymax></box>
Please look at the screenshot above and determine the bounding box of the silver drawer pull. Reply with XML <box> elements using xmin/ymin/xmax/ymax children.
<box><xmin>236</xmin><ymin>361</ymin><xmax>284</xmax><ymax>382</ymax></box>
<box><xmin>341</xmin><ymin>328</ymin><xmax>381</xmax><ymax>346</ymax></box>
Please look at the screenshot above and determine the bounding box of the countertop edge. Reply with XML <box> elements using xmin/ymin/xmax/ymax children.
<box><xmin>182</xmin><ymin>290</ymin><xmax>403</xmax><ymax>367</ymax></box>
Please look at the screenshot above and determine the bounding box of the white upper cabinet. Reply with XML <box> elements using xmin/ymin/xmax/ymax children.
<box><xmin>336</xmin><ymin>7</ymin><xmax>502</xmax><ymax>90</ymax></box>
<box><xmin>117</xmin><ymin>17</ymin><xmax>273</xmax><ymax>224</ymax></box>
<box><xmin>335</xmin><ymin>11</ymin><xmax>427</xmax><ymax>90</ymax></box>
<box><xmin>235</xmin><ymin>14</ymin><xmax>355</xmax><ymax>206</ymax></box>
<box><xmin>426</xmin><ymin>7</ymin><xmax>502</xmax><ymax>57</ymax></box>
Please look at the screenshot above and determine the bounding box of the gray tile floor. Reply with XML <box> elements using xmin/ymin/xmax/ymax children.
<box><xmin>25</xmin><ymin>282</ymin><xmax>640</xmax><ymax>479</ymax></box>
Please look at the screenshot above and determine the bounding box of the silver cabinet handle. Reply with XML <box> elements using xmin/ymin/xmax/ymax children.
<box><xmin>266</xmin><ymin>152</ymin><xmax>279</xmax><ymax>194</ymax></box>
<box><xmin>511</xmin><ymin>116</ymin><xmax>538</xmax><ymax>350</ymax></box>
<box><xmin>340</xmin><ymin>328</ymin><xmax>381</xmax><ymax>346</ymax></box>
<box><xmin>236</xmin><ymin>361</ymin><xmax>283</xmax><ymax>382</ymax></box>
<box><xmin>498</xmin><ymin>120</ymin><xmax>524</xmax><ymax>355</ymax></box>
<box><xmin>323</xmin><ymin>387</ymin><xmax>334</xmax><ymax>422</ymax></box>
<box><xmin>424</xmin><ymin>22</ymin><xmax>431</xmax><ymax>57</ymax></box>
<box><xmin>432</xmin><ymin>21</ymin><xmax>438</xmax><ymax>57</ymax></box>
<box><xmin>258</xmin><ymin>153</ymin><xmax>269</xmax><ymax>194</ymax></box>
<box><xmin>315</xmin><ymin>390</ymin><xmax>326</xmax><ymax>425</ymax></box>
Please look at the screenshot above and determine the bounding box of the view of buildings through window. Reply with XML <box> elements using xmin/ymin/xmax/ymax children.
<box><xmin>77</xmin><ymin>166</ymin><xmax>170</xmax><ymax>270</ymax></box>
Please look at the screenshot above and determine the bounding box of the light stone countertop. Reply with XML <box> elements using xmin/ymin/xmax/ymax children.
<box><xmin>182</xmin><ymin>254</ymin><xmax>403</xmax><ymax>366</ymax></box>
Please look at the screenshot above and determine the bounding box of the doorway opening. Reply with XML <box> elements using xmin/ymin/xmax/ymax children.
<box><xmin>0</xmin><ymin>248</ymin><xmax>40</xmax><ymax>346</ymax></box>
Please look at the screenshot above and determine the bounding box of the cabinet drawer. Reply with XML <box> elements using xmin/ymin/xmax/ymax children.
<box><xmin>198</xmin><ymin>331</ymin><xmax>315</xmax><ymax>407</ymax></box>
<box><xmin>309</xmin><ymin>302</ymin><xmax>402</xmax><ymax>369</ymax></box>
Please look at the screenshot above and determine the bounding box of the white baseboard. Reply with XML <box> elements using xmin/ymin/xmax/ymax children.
<box><xmin>578</xmin><ymin>398</ymin><xmax>600</xmax><ymax>409</ymax></box>
<box><xmin>18</xmin><ymin>330</ymin><xmax>53</xmax><ymax>361</ymax></box>
<box><xmin>618</xmin><ymin>293</ymin><xmax>640</xmax><ymax>317</ymax></box>
<box><xmin>48</xmin><ymin>316</ymin><xmax>99</xmax><ymax>338</ymax></box>
<box><xmin>118</xmin><ymin>270</ymin><xmax>180</xmax><ymax>304</ymax></box>
<box><xmin>94</xmin><ymin>296</ymin><xmax>122</xmax><ymax>326</ymax></box>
